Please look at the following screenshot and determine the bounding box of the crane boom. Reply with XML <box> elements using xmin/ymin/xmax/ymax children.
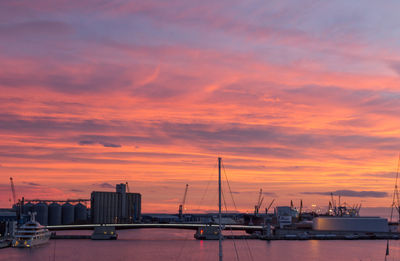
<box><xmin>257</xmin><ymin>189</ymin><xmax>262</xmax><ymax>206</ymax></box>
<box><xmin>254</xmin><ymin>188</ymin><xmax>264</xmax><ymax>215</ymax></box>
<box><xmin>259</xmin><ymin>197</ymin><xmax>264</xmax><ymax>208</ymax></box>
<box><xmin>265</xmin><ymin>199</ymin><xmax>275</xmax><ymax>214</ymax></box>
<box><xmin>182</xmin><ymin>184</ymin><xmax>189</xmax><ymax>206</ymax></box>
<box><xmin>10</xmin><ymin>177</ymin><xmax>16</xmax><ymax>205</ymax></box>
<box><xmin>178</xmin><ymin>184</ymin><xmax>189</xmax><ymax>219</ymax></box>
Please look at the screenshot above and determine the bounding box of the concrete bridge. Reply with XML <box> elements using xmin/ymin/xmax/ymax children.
<box><xmin>46</xmin><ymin>223</ymin><xmax>264</xmax><ymax>232</ymax></box>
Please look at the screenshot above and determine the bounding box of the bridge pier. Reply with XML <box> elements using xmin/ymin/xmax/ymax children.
<box><xmin>91</xmin><ymin>226</ymin><xmax>117</xmax><ymax>240</ymax></box>
<box><xmin>194</xmin><ymin>226</ymin><xmax>221</xmax><ymax>240</ymax></box>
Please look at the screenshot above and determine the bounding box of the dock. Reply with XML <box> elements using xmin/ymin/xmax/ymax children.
<box><xmin>0</xmin><ymin>240</ymin><xmax>11</xmax><ymax>249</ymax></box>
<box><xmin>260</xmin><ymin>233</ymin><xmax>400</xmax><ymax>240</ymax></box>
<box><xmin>51</xmin><ymin>234</ymin><xmax>91</xmax><ymax>239</ymax></box>
<box><xmin>50</xmin><ymin>227</ymin><xmax>117</xmax><ymax>240</ymax></box>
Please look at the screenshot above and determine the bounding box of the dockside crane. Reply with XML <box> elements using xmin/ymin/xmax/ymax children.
<box><xmin>265</xmin><ymin>199</ymin><xmax>275</xmax><ymax>214</ymax></box>
<box><xmin>178</xmin><ymin>184</ymin><xmax>189</xmax><ymax>220</ymax></box>
<box><xmin>9</xmin><ymin>177</ymin><xmax>24</xmax><ymax>221</ymax></box>
<box><xmin>354</xmin><ymin>203</ymin><xmax>362</xmax><ymax>216</ymax></box>
<box><xmin>298</xmin><ymin>199</ymin><xmax>303</xmax><ymax>221</ymax></box>
<box><xmin>10</xmin><ymin>177</ymin><xmax>16</xmax><ymax>206</ymax></box>
<box><xmin>390</xmin><ymin>154</ymin><xmax>400</xmax><ymax>223</ymax></box>
<box><xmin>254</xmin><ymin>188</ymin><xmax>264</xmax><ymax>215</ymax></box>
<box><xmin>330</xmin><ymin>192</ymin><xmax>337</xmax><ymax>216</ymax></box>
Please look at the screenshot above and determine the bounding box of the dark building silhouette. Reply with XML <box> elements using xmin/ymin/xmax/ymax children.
<box><xmin>91</xmin><ymin>184</ymin><xmax>141</xmax><ymax>224</ymax></box>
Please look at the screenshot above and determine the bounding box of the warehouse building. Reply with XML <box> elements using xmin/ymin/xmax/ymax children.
<box><xmin>0</xmin><ymin>209</ymin><xmax>17</xmax><ymax>238</ymax></box>
<box><xmin>313</xmin><ymin>216</ymin><xmax>389</xmax><ymax>232</ymax></box>
<box><xmin>91</xmin><ymin>183</ymin><xmax>141</xmax><ymax>224</ymax></box>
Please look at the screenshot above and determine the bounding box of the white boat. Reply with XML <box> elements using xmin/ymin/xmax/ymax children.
<box><xmin>12</xmin><ymin>212</ymin><xmax>51</xmax><ymax>248</ymax></box>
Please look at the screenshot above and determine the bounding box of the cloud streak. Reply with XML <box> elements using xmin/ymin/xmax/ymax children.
<box><xmin>95</xmin><ymin>183</ymin><xmax>114</xmax><ymax>189</ymax></box>
<box><xmin>0</xmin><ymin>0</ymin><xmax>399</xmax><ymax>212</ymax></box>
<box><xmin>301</xmin><ymin>190</ymin><xmax>388</xmax><ymax>198</ymax></box>
<box><xmin>79</xmin><ymin>140</ymin><xmax>121</xmax><ymax>148</ymax></box>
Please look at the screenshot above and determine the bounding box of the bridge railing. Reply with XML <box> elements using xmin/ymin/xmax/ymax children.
<box><xmin>46</xmin><ymin>223</ymin><xmax>264</xmax><ymax>231</ymax></box>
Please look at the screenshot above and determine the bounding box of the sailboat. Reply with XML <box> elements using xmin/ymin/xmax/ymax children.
<box><xmin>194</xmin><ymin>157</ymin><xmax>224</xmax><ymax>260</ymax></box>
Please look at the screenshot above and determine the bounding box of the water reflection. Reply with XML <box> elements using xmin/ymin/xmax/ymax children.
<box><xmin>0</xmin><ymin>229</ymin><xmax>399</xmax><ymax>261</ymax></box>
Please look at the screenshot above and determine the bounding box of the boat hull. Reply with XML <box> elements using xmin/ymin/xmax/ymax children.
<box><xmin>12</xmin><ymin>236</ymin><xmax>50</xmax><ymax>248</ymax></box>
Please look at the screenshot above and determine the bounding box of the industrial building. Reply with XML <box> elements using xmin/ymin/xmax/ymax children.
<box><xmin>91</xmin><ymin>183</ymin><xmax>141</xmax><ymax>224</ymax></box>
<box><xmin>19</xmin><ymin>200</ymin><xmax>89</xmax><ymax>225</ymax></box>
<box><xmin>274</xmin><ymin>206</ymin><xmax>299</xmax><ymax>228</ymax></box>
<box><xmin>313</xmin><ymin>216</ymin><xmax>389</xmax><ymax>232</ymax></box>
<box><xmin>0</xmin><ymin>209</ymin><xmax>17</xmax><ymax>238</ymax></box>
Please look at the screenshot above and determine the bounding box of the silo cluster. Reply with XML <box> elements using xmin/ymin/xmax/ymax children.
<box><xmin>23</xmin><ymin>202</ymin><xmax>88</xmax><ymax>225</ymax></box>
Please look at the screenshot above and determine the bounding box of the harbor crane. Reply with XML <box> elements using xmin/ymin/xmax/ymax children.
<box><xmin>265</xmin><ymin>199</ymin><xmax>275</xmax><ymax>214</ymax></box>
<box><xmin>328</xmin><ymin>193</ymin><xmax>362</xmax><ymax>217</ymax></box>
<box><xmin>298</xmin><ymin>199</ymin><xmax>303</xmax><ymax>221</ymax></box>
<box><xmin>330</xmin><ymin>192</ymin><xmax>337</xmax><ymax>215</ymax></box>
<box><xmin>10</xmin><ymin>177</ymin><xmax>16</xmax><ymax>206</ymax></box>
<box><xmin>350</xmin><ymin>203</ymin><xmax>362</xmax><ymax>216</ymax></box>
<box><xmin>254</xmin><ymin>188</ymin><xmax>264</xmax><ymax>215</ymax></box>
<box><xmin>391</xmin><ymin>154</ymin><xmax>400</xmax><ymax>222</ymax></box>
<box><xmin>178</xmin><ymin>184</ymin><xmax>189</xmax><ymax>220</ymax></box>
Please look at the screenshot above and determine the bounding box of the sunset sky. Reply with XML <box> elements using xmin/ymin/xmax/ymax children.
<box><xmin>1</xmin><ymin>0</ymin><xmax>400</xmax><ymax>214</ymax></box>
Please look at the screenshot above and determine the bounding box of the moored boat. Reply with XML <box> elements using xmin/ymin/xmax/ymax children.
<box><xmin>12</xmin><ymin>212</ymin><xmax>51</xmax><ymax>248</ymax></box>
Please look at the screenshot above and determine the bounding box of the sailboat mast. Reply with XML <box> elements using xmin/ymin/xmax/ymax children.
<box><xmin>218</xmin><ymin>157</ymin><xmax>223</xmax><ymax>261</ymax></box>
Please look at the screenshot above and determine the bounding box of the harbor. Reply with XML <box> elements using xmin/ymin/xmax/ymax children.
<box><xmin>2</xmin><ymin>159</ymin><xmax>400</xmax><ymax>251</ymax></box>
<box><xmin>2</xmin><ymin>0</ymin><xmax>400</xmax><ymax>259</ymax></box>
<box><xmin>39</xmin><ymin>228</ymin><xmax>400</xmax><ymax>241</ymax></box>
<box><xmin>2</xmin><ymin>229</ymin><xmax>400</xmax><ymax>261</ymax></box>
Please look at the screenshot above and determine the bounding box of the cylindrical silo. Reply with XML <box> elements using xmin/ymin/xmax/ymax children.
<box><xmin>33</xmin><ymin>202</ymin><xmax>48</xmax><ymax>225</ymax></box>
<box><xmin>74</xmin><ymin>203</ymin><xmax>88</xmax><ymax>224</ymax></box>
<box><xmin>48</xmin><ymin>202</ymin><xmax>62</xmax><ymax>225</ymax></box>
<box><xmin>23</xmin><ymin>202</ymin><xmax>34</xmax><ymax>215</ymax></box>
<box><xmin>62</xmin><ymin>203</ymin><xmax>75</xmax><ymax>225</ymax></box>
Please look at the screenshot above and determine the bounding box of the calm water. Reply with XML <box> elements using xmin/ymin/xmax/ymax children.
<box><xmin>1</xmin><ymin>229</ymin><xmax>400</xmax><ymax>261</ymax></box>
